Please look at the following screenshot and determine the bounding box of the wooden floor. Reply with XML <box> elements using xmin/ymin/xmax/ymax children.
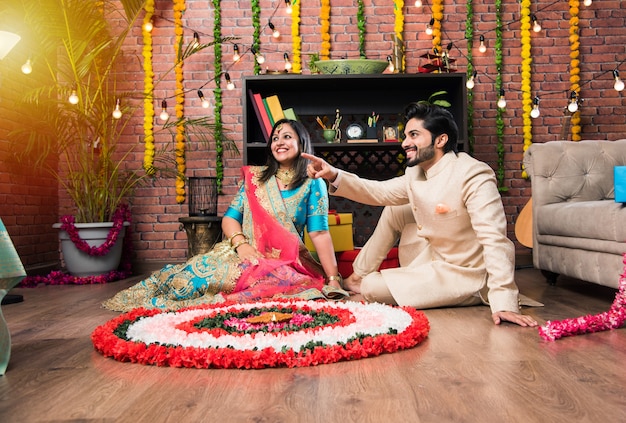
<box><xmin>1</xmin><ymin>267</ymin><xmax>625</xmax><ymax>423</ymax></box>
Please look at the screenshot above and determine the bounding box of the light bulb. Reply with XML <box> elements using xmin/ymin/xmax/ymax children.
<box><xmin>225</xmin><ymin>73</ymin><xmax>235</xmax><ymax>90</ymax></box>
<box><xmin>21</xmin><ymin>58</ymin><xmax>32</xmax><ymax>74</ymax></box>
<box><xmin>283</xmin><ymin>53</ymin><xmax>292</xmax><ymax>71</ymax></box>
<box><xmin>68</xmin><ymin>89</ymin><xmax>79</xmax><ymax>105</ymax></box>
<box><xmin>233</xmin><ymin>44</ymin><xmax>240</xmax><ymax>62</ymax></box>
<box><xmin>466</xmin><ymin>72</ymin><xmax>476</xmax><ymax>90</ymax></box>
<box><xmin>256</xmin><ymin>52</ymin><xmax>265</xmax><ymax>64</ymax></box>
<box><xmin>143</xmin><ymin>21</ymin><xmax>153</xmax><ymax>32</ymax></box>
<box><xmin>285</xmin><ymin>0</ymin><xmax>292</xmax><ymax>14</ymax></box>
<box><xmin>583</xmin><ymin>0</ymin><xmax>592</xmax><ymax>6</ymax></box>
<box><xmin>530</xmin><ymin>97</ymin><xmax>540</xmax><ymax>118</ymax></box>
<box><xmin>159</xmin><ymin>99</ymin><xmax>169</xmax><ymax>121</ymax></box>
<box><xmin>613</xmin><ymin>70</ymin><xmax>625</xmax><ymax>92</ymax></box>
<box><xmin>112</xmin><ymin>99</ymin><xmax>122</xmax><ymax>119</ymax></box>
<box><xmin>198</xmin><ymin>90</ymin><xmax>210</xmax><ymax>108</ymax></box>
<box><xmin>567</xmin><ymin>101</ymin><xmax>578</xmax><ymax>113</ymax></box>
<box><xmin>497</xmin><ymin>90</ymin><xmax>506</xmax><ymax>109</ymax></box>
<box><xmin>414</xmin><ymin>0</ymin><xmax>422</xmax><ymax>6</ymax></box>
<box><xmin>478</xmin><ymin>35</ymin><xmax>487</xmax><ymax>53</ymax></box>
<box><xmin>268</xmin><ymin>22</ymin><xmax>280</xmax><ymax>39</ymax></box>
<box><xmin>532</xmin><ymin>15</ymin><xmax>541</xmax><ymax>33</ymax></box>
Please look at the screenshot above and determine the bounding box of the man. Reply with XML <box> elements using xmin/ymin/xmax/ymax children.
<box><xmin>303</xmin><ymin>102</ymin><xmax>537</xmax><ymax>327</ymax></box>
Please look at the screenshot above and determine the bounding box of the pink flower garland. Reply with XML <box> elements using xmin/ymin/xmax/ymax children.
<box><xmin>19</xmin><ymin>205</ymin><xmax>133</xmax><ymax>287</ymax></box>
<box><xmin>539</xmin><ymin>253</ymin><xmax>626</xmax><ymax>341</ymax></box>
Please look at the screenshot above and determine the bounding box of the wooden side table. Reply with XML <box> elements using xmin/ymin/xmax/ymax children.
<box><xmin>178</xmin><ymin>216</ymin><xmax>223</xmax><ymax>258</ymax></box>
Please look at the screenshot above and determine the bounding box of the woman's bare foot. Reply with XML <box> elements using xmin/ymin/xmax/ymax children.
<box><xmin>343</xmin><ymin>273</ymin><xmax>362</xmax><ymax>294</ymax></box>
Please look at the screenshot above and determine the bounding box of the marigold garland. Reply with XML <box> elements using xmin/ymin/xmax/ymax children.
<box><xmin>539</xmin><ymin>254</ymin><xmax>626</xmax><ymax>341</ymax></box>
<box><xmin>291</xmin><ymin>0</ymin><xmax>302</xmax><ymax>73</ymax></box>
<box><xmin>520</xmin><ymin>0</ymin><xmax>533</xmax><ymax>179</ymax></box>
<box><xmin>393</xmin><ymin>0</ymin><xmax>405</xmax><ymax>72</ymax></box>
<box><xmin>320</xmin><ymin>0</ymin><xmax>331</xmax><ymax>60</ymax></box>
<box><xmin>142</xmin><ymin>0</ymin><xmax>156</xmax><ymax>175</ymax></box>
<box><xmin>174</xmin><ymin>0</ymin><xmax>186</xmax><ymax>204</ymax></box>
<box><xmin>91</xmin><ymin>299</ymin><xmax>431</xmax><ymax>369</ymax></box>
<box><xmin>569</xmin><ymin>0</ymin><xmax>582</xmax><ymax>141</ymax></box>
<box><xmin>431</xmin><ymin>0</ymin><xmax>443</xmax><ymax>54</ymax></box>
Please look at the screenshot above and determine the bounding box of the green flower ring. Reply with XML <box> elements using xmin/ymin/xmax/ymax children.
<box><xmin>92</xmin><ymin>299</ymin><xmax>430</xmax><ymax>369</ymax></box>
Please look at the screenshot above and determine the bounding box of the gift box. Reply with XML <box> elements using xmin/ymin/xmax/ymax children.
<box><xmin>304</xmin><ymin>212</ymin><xmax>354</xmax><ymax>253</ymax></box>
<box><xmin>336</xmin><ymin>247</ymin><xmax>399</xmax><ymax>278</ymax></box>
<box><xmin>615</xmin><ymin>166</ymin><xmax>626</xmax><ymax>203</ymax></box>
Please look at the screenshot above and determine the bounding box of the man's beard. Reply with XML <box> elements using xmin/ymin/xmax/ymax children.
<box><xmin>406</xmin><ymin>143</ymin><xmax>435</xmax><ymax>167</ymax></box>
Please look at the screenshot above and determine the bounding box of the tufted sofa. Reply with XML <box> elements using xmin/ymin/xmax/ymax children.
<box><xmin>522</xmin><ymin>140</ymin><xmax>626</xmax><ymax>289</ymax></box>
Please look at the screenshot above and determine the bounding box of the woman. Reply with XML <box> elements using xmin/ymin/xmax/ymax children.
<box><xmin>103</xmin><ymin>119</ymin><xmax>346</xmax><ymax>312</ymax></box>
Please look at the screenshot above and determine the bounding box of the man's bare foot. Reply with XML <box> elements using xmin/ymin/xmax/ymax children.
<box><xmin>343</xmin><ymin>273</ymin><xmax>362</xmax><ymax>294</ymax></box>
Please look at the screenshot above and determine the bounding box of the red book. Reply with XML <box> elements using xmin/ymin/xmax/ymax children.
<box><xmin>248</xmin><ymin>90</ymin><xmax>271</xmax><ymax>141</ymax></box>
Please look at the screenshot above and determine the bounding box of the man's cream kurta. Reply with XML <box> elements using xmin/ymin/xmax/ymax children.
<box><xmin>332</xmin><ymin>151</ymin><xmax>520</xmax><ymax>314</ymax></box>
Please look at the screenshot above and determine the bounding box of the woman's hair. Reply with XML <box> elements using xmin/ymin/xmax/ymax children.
<box><xmin>403</xmin><ymin>102</ymin><xmax>459</xmax><ymax>153</ymax></box>
<box><xmin>260</xmin><ymin>119</ymin><xmax>313</xmax><ymax>187</ymax></box>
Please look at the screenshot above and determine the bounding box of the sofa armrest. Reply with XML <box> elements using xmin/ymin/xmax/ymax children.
<box><xmin>523</xmin><ymin>139</ymin><xmax>626</xmax><ymax>207</ymax></box>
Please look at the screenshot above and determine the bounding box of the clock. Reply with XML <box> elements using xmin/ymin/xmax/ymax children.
<box><xmin>346</xmin><ymin>122</ymin><xmax>365</xmax><ymax>140</ymax></box>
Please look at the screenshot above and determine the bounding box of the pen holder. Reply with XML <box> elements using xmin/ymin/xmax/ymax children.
<box><xmin>366</xmin><ymin>127</ymin><xmax>378</xmax><ymax>140</ymax></box>
<box><xmin>323</xmin><ymin>129</ymin><xmax>341</xmax><ymax>143</ymax></box>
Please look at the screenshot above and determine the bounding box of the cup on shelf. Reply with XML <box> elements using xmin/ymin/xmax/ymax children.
<box><xmin>323</xmin><ymin>129</ymin><xmax>340</xmax><ymax>143</ymax></box>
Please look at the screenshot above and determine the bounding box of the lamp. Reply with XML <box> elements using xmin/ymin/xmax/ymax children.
<box><xmin>0</xmin><ymin>31</ymin><xmax>21</xmax><ymax>60</ymax></box>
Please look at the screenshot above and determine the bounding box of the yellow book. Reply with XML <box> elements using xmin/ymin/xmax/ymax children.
<box><xmin>265</xmin><ymin>95</ymin><xmax>285</xmax><ymax>123</ymax></box>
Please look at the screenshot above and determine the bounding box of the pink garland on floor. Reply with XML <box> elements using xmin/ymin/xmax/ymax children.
<box><xmin>538</xmin><ymin>253</ymin><xmax>626</xmax><ymax>341</ymax></box>
<box><xmin>19</xmin><ymin>205</ymin><xmax>133</xmax><ymax>287</ymax></box>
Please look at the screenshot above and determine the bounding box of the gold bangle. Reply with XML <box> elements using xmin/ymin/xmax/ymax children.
<box><xmin>327</xmin><ymin>275</ymin><xmax>343</xmax><ymax>284</ymax></box>
<box><xmin>232</xmin><ymin>239</ymin><xmax>249</xmax><ymax>252</ymax></box>
<box><xmin>228</xmin><ymin>231</ymin><xmax>246</xmax><ymax>246</ymax></box>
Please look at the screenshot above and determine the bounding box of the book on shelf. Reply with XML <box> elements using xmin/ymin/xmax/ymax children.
<box><xmin>248</xmin><ymin>90</ymin><xmax>272</xmax><ymax>141</ymax></box>
<box><xmin>262</xmin><ymin>97</ymin><xmax>275</xmax><ymax>126</ymax></box>
<box><xmin>283</xmin><ymin>107</ymin><xmax>298</xmax><ymax>121</ymax></box>
<box><xmin>265</xmin><ymin>95</ymin><xmax>286</xmax><ymax>123</ymax></box>
<box><xmin>347</xmin><ymin>139</ymin><xmax>379</xmax><ymax>143</ymax></box>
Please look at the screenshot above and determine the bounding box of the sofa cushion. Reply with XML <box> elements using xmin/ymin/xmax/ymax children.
<box><xmin>537</xmin><ymin>201</ymin><xmax>626</xmax><ymax>242</ymax></box>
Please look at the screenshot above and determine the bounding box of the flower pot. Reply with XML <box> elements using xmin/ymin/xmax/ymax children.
<box><xmin>53</xmin><ymin>222</ymin><xmax>130</xmax><ymax>277</ymax></box>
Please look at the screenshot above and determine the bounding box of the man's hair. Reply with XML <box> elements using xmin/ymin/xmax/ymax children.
<box><xmin>403</xmin><ymin>102</ymin><xmax>459</xmax><ymax>153</ymax></box>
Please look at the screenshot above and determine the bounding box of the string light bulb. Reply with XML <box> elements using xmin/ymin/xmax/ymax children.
<box><xmin>159</xmin><ymin>99</ymin><xmax>169</xmax><ymax>121</ymax></box>
<box><xmin>268</xmin><ymin>22</ymin><xmax>280</xmax><ymax>39</ymax></box>
<box><xmin>112</xmin><ymin>98</ymin><xmax>122</xmax><ymax>119</ymax></box>
<box><xmin>466</xmin><ymin>71</ymin><xmax>477</xmax><ymax>90</ymax></box>
<box><xmin>192</xmin><ymin>32</ymin><xmax>200</xmax><ymax>48</ymax></box>
<box><xmin>251</xmin><ymin>47</ymin><xmax>265</xmax><ymax>64</ymax></box>
<box><xmin>531</xmin><ymin>14</ymin><xmax>542</xmax><ymax>33</ymax></box>
<box><xmin>478</xmin><ymin>35</ymin><xmax>487</xmax><ymax>53</ymax></box>
<box><xmin>386</xmin><ymin>55</ymin><xmax>395</xmax><ymax>72</ymax></box>
<box><xmin>283</xmin><ymin>53</ymin><xmax>292</xmax><ymax>71</ymax></box>
<box><xmin>68</xmin><ymin>89</ymin><xmax>79</xmax><ymax>105</ymax></box>
<box><xmin>613</xmin><ymin>69</ymin><xmax>625</xmax><ymax>92</ymax></box>
<box><xmin>530</xmin><ymin>96</ymin><xmax>541</xmax><ymax>118</ymax></box>
<box><xmin>414</xmin><ymin>0</ymin><xmax>422</xmax><ymax>6</ymax></box>
<box><xmin>425</xmin><ymin>18</ymin><xmax>434</xmax><ymax>36</ymax></box>
<box><xmin>583</xmin><ymin>0</ymin><xmax>592</xmax><ymax>6</ymax></box>
<box><xmin>198</xmin><ymin>90</ymin><xmax>210</xmax><ymax>108</ymax></box>
<box><xmin>497</xmin><ymin>89</ymin><xmax>507</xmax><ymax>109</ymax></box>
<box><xmin>233</xmin><ymin>44</ymin><xmax>241</xmax><ymax>62</ymax></box>
<box><xmin>143</xmin><ymin>20</ymin><xmax>153</xmax><ymax>32</ymax></box>
<box><xmin>285</xmin><ymin>0</ymin><xmax>292</xmax><ymax>14</ymax></box>
<box><xmin>21</xmin><ymin>58</ymin><xmax>32</xmax><ymax>74</ymax></box>
<box><xmin>225</xmin><ymin>73</ymin><xmax>235</xmax><ymax>90</ymax></box>
<box><xmin>567</xmin><ymin>91</ymin><xmax>579</xmax><ymax>113</ymax></box>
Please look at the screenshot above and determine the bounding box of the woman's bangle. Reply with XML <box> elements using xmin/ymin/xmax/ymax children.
<box><xmin>327</xmin><ymin>275</ymin><xmax>343</xmax><ymax>285</ymax></box>
<box><xmin>232</xmin><ymin>239</ymin><xmax>249</xmax><ymax>252</ymax></box>
<box><xmin>228</xmin><ymin>231</ymin><xmax>246</xmax><ymax>246</ymax></box>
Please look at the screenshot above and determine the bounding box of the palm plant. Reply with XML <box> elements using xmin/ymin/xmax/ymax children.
<box><xmin>9</xmin><ymin>0</ymin><xmax>233</xmax><ymax>223</ymax></box>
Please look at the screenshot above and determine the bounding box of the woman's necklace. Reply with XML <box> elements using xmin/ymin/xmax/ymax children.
<box><xmin>276</xmin><ymin>168</ymin><xmax>295</xmax><ymax>189</ymax></box>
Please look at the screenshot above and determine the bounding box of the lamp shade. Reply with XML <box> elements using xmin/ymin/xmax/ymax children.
<box><xmin>0</xmin><ymin>31</ymin><xmax>21</xmax><ymax>60</ymax></box>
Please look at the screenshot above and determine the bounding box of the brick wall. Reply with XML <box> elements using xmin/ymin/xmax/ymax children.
<box><xmin>2</xmin><ymin>0</ymin><xmax>625</xmax><ymax>272</ymax></box>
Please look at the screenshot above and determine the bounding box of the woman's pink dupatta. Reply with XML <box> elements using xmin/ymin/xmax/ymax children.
<box><xmin>232</xmin><ymin>167</ymin><xmax>324</xmax><ymax>295</ymax></box>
